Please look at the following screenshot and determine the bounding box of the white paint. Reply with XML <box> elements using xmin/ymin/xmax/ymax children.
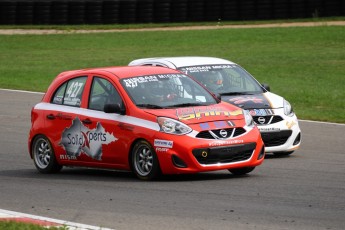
<box><xmin>0</xmin><ymin>208</ymin><xmax>114</xmax><ymax>230</ymax></box>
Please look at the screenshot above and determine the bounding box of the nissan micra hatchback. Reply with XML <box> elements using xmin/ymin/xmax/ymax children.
<box><xmin>29</xmin><ymin>66</ymin><xmax>265</xmax><ymax>180</ymax></box>
<box><xmin>129</xmin><ymin>57</ymin><xmax>301</xmax><ymax>156</ymax></box>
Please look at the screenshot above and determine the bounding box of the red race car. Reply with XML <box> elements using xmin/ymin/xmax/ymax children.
<box><xmin>28</xmin><ymin>66</ymin><xmax>265</xmax><ymax>180</ymax></box>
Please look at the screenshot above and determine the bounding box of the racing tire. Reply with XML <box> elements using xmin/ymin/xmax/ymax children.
<box><xmin>131</xmin><ymin>140</ymin><xmax>161</xmax><ymax>180</ymax></box>
<box><xmin>273</xmin><ymin>151</ymin><xmax>294</xmax><ymax>157</ymax></box>
<box><xmin>32</xmin><ymin>135</ymin><xmax>62</xmax><ymax>174</ymax></box>
<box><xmin>229</xmin><ymin>167</ymin><xmax>255</xmax><ymax>175</ymax></box>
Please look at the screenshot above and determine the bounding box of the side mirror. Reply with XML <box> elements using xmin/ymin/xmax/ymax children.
<box><xmin>104</xmin><ymin>103</ymin><xmax>126</xmax><ymax>115</ymax></box>
<box><xmin>262</xmin><ymin>83</ymin><xmax>270</xmax><ymax>92</ymax></box>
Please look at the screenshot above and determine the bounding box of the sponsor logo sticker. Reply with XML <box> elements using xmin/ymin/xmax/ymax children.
<box><xmin>154</xmin><ymin>139</ymin><xmax>173</xmax><ymax>148</ymax></box>
<box><xmin>60</xmin><ymin>117</ymin><xmax>117</xmax><ymax>161</ymax></box>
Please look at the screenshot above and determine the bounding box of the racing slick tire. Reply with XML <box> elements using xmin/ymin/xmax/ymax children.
<box><xmin>32</xmin><ymin>135</ymin><xmax>62</xmax><ymax>173</ymax></box>
<box><xmin>229</xmin><ymin>167</ymin><xmax>255</xmax><ymax>175</ymax></box>
<box><xmin>131</xmin><ymin>140</ymin><xmax>161</xmax><ymax>180</ymax></box>
<box><xmin>273</xmin><ymin>151</ymin><xmax>294</xmax><ymax>157</ymax></box>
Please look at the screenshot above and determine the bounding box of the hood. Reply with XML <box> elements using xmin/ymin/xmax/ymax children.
<box><xmin>221</xmin><ymin>92</ymin><xmax>284</xmax><ymax>109</ymax></box>
<box><xmin>143</xmin><ymin>103</ymin><xmax>244</xmax><ymax>125</ymax></box>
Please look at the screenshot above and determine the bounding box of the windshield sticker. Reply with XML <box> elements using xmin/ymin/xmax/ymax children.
<box><xmin>177</xmin><ymin>107</ymin><xmax>242</xmax><ymax>121</ymax></box>
<box><xmin>123</xmin><ymin>74</ymin><xmax>186</xmax><ymax>88</ymax></box>
<box><xmin>60</xmin><ymin>117</ymin><xmax>117</xmax><ymax>160</ymax></box>
<box><xmin>180</xmin><ymin>65</ymin><xmax>235</xmax><ymax>74</ymax></box>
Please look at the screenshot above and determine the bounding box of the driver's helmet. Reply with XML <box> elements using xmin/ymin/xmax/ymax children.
<box><xmin>204</xmin><ymin>71</ymin><xmax>223</xmax><ymax>91</ymax></box>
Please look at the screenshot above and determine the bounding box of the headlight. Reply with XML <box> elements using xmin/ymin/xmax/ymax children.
<box><xmin>283</xmin><ymin>100</ymin><xmax>294</xmax><ymax>116</ymax></box>
<box><xmin>243</xmin><ymin>110</ymin><xmax>255</xmax><ymax>127</ymax></box>
<box><xmin>157</xmin><ymin>117</ymin><xmax>192</xmax><ymax>135</ymax></box>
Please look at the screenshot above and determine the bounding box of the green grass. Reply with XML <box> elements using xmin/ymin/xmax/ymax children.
<box><xmin>0</xmin><ymin>24</ymin><xmax>344</xmax><ymax>123</ymax></box>
<box><xmin>0</xmin><ymin>221</ymin><xmax>67</xmax><ymax>229</ymax></box>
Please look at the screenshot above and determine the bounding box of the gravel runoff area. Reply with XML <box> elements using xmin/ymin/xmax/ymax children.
<box><xmin>0</xmin><ymin>21</ymin><xmax>344</xmax><ymax>35</ymax></box>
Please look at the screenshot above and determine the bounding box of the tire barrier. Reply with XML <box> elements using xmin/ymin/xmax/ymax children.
<box><xmin>0</xmin><ymin>0</ymin><xmax>344</xmax><ymax>25</ymax></box>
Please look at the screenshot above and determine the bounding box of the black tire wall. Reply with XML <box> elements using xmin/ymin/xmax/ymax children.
<box><xmin>0</xmin><ymin>0</ymin><xmax>343</xmax><ymax>25</ymax></box>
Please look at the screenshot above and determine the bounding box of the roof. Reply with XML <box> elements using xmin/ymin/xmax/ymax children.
<box><xmin>129</xmin><ymin>56</ymin><xmax>236</xmax><ymax>69</ymax></box>
<box><xmin>56</xmin><ymin>66</ymin><xmax>181</xmax><ymax>79</ymax></box>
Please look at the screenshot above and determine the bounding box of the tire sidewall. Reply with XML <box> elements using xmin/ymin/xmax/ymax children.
<box><xmin>131</xmin><ymin>140</ymin><xmax>160</xmax><ymax>180</ymax></box>
<box><xmin>32</xmin><ymin>134</ymin><xmax>62</xmax><ymax>173</ymax></box>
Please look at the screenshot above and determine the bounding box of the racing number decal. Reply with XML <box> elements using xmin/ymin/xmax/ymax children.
<box><xmin>66</xmin><ymin>81</ymin><xmax>84</xmax><ymax>98</ymax></box>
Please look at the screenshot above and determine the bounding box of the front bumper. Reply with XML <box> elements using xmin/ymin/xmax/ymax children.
<box><xmin>154</xmin><ymin>126</ymin><xmax>265</xmax><ymax>175</ymax></box>
<box><xmin>255</xmin><ymin>113</ymin><xmax>301</xmax><ymax>153</ymax></box>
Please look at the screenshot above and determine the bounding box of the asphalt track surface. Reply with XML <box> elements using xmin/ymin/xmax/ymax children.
<box><xmin>0</xmin><ymin>89</ymin><xmax>344</xmax><ymax>230</ymax></box>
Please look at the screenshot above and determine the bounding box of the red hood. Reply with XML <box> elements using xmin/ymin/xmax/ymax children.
<box><xmin>144</xmin><ymin>103</ymin><xmax>244</xmax><ymax>125</ymax></box>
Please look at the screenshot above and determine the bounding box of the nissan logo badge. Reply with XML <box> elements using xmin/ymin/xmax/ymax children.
<box><xmin>219</xmin><ymin>129</ymin><xmax>228</xmax><ymax>138</ymax></box>
<box><xmin>258</xmin><ymin>117</ymin><xmax>266</xmax><ymax>124</ymax></box>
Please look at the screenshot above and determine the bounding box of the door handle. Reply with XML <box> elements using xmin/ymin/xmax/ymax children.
<box><xmin>82</xmin><ymin>118</ymin><xmax>92</xmax><ymax>124</ymax></box>
<box><xmin>46</xmin><ymin>114</ymin><xmax>56</xmax><ymax>120</ymax></box>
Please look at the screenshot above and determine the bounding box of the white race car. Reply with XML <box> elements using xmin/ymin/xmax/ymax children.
<box><xmin>129</xmin><ymin>57</ymin><xmax>301</xmax><ymax>156</ymax></box>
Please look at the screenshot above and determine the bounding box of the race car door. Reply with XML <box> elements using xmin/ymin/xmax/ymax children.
<box><xmin>78</xmin><ymin>75</ymin><xmax>129</xmax><ymax>168</ymax></box>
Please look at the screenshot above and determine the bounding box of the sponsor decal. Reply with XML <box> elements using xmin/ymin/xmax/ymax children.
<box><xmin>199</xmin><ymin>121</ymin><xmax>232</xmax><ymax>130</ymax></box>
<box><xmin>123</xmin><ymin>74</ymin><xmax>186</xmax><ymax>88</ymax></box>
<box><xmin>286</xmin><ymin>120</ymin><xmax>296</xmax><ymax>129</ymax></box>
<box><xmin>229</xmin><ymin>96</ymin><xmax>264</xmax><ymax>105</ymax></box>
<box><xmin>60</xmin><ymin>117</ymin><xmax>117</xmax><ymax>160</ymax></box>
<box><xmin>248</xmin><ymin>109</ymin><xmax>274</xmax><ymax>116</ymax></box>
<box><xmin>154</xmin><ymin>139</ymin><xmax>173</xmax><ymax>148</ymax></box>
<box><xmin>177</xmin><ymin>107</ymin><xmax>242</xmax><ymax>121</ymax></box>
<box><xmin>209</xmin><ymin>139</ymin><xmax>244</xmax><ymax>147</ymax></box>
<box><xmin>180</xmin><ymin>65</ymin><xmax>235</xmax><ymax>74</ymax></box>
<box><xmin>199</xmin><ymin>123</ymin><xmax>210</xmax><ymax>130</ymax></box>
<box><xmin>259</xmin><ymin>127</ymin><xmax>280</xmax><ymax>132</ymax></box>
<box><xmin>156</xmin><ymin>147</ymin><xmax>169</xmax><ymax>152</ymax></box>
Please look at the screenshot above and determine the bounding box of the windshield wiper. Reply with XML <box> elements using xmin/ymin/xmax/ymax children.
<box><xmin>136</xmin><ymin>104</ymin><xmax>164</xmax><ymax>109</ymax></box>
<box><xmin>220</xmin><ymin>92</ymin><xmax>254</xmax><ymax>96</ymax></box>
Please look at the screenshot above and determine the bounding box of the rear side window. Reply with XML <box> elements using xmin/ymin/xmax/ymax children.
<box><xmin>52</xmin><ymin>76</ymin><xmax>87</xmax><ymax>107</ymax></box>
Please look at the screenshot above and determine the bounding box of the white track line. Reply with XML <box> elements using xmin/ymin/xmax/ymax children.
<box><xmin>0</xmin><ymin>209</ymin><xmax>113</xmax><ymax>230</ymax></box>
<box><xmin>1</xmin><ymin>88</ymin><xmax>344</xmax><ymax>126</ymax></box>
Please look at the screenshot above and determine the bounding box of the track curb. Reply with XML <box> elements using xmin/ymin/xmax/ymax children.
<box><xmin>0</xmin><ymin>209</ymin><xmax>113</xmax><ymax>230</ymax></box>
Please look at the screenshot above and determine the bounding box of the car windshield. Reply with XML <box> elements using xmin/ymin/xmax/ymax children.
<box><xmin>121</xmin><ymin>73</ymin><xmax>218</xmax><ymax>108</ymax></box>
<box><xmin>179</xmin><ymin>64</ymin><xmax>265</xmax><ymax>95</ymax></box>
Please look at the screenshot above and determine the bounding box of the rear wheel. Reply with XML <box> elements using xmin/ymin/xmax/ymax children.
<box><xmin>32</xmin><ymin>135</ymin><xmax>62</xmax><ymax>173</ymax></box>
<box><xmin>131</xmin><ymin>140</ymin><xmax>161</xmax><ymax>180</ymax></box>
<box><xmin>273</xmin><ymin>151</ymin><xmax>294</xmax><ymax>157</ymax></box>
<box><xmin>229</xmin><ymin>167</ymin><xmax>255</xmax><ymax>175</ymax></box>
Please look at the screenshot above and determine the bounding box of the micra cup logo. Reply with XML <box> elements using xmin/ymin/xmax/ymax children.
<box><xmin>60</xmin><ymin>117</ymin><xmax>117</xmax><ymax>160</ymax></box>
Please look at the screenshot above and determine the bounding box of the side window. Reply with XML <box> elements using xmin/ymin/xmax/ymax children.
<box><xmin>51</xmin><ymin>76</ymin><xmax>87</xmax><ymax>107</ymax></box>
<box><xmin>89</xmin><ymin>77</ymin><xmax>122</xmax><ymax>111</ymax></box>
<box><xmin>52</xmin><ymin>82</ymin><xmax>67</xmax><ymax>105</ymax></box>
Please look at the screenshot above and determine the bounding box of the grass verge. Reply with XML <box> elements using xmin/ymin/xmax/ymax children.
<box><xmin>0</xmin><ymin>23</ymin><xmax>344</xmax><ymax>123</ymax></box>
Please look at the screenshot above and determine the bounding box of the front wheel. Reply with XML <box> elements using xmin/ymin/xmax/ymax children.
<box><xmin>229</xmin><ymin>167</ymin><xmax>255</xmax><ymax>175</ymax></box>
<box><xmin>131</xmin><ymin>140</ymin><xmax>161</xmax><ymax>180</ymax></box>
<box><xmin>32</xmin><ymin>135</ymin><xmax>62</xmax><ymax>173</ymax></box>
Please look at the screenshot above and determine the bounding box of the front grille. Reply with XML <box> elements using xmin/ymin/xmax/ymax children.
<box><xmin>192</xmin><ymin>143</ymin><xmax>256</xmax><ymax>165</ymax></box>
<box><xmin>261</xmin><ymin>130</ymin><xmax>293</xmax><ymax>147</ymax></box>
<box><xmin>196</xmin><ymin>128</ymin><xmax>246</xmax><ymax>139</ymax></box>
<box><xmin>253</xmin><ymin>115</ymin><xmax>283</xmax><ymax>125</ymax></box>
